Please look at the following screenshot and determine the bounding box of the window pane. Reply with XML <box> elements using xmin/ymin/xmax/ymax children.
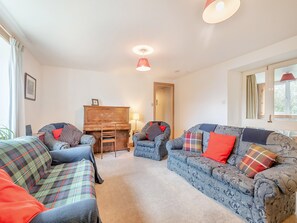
<box><xmin>274</xmin><ymin>63</ymin><xmax>297</xmax><ymax>118</ymax></box>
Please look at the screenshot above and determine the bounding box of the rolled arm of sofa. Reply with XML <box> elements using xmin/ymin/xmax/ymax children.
<box><xmin>254</xmin><ymin>164</ymin><xmax>297</xmax><ymax>195</ymax></box>
<box><xmin>254</xmin><ymin>178</ymin><xmax>281</xmax><ymax>208</ymax></box>
<box><xmin>80</xmin><ymin>134</ymin><xmax>96</xmax><ymax>146</ymax></box>
<box><xmin>31</xmin><ymin>199</ymin><xmax>101</xmax><ymax>223</ymax></box>
<box><xmin>166</xmin><ymin>136</ymin><xmax>184</xmax><ymax>151</ymax></box>
<box><xmin>44</xmin><ymin>133</ymin><xmax>69</xmax><ymax>151</ymax></box>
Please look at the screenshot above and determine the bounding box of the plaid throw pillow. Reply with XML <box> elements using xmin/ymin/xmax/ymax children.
<box><xmin>183</xmin><ymin>131</ymin><xmax>202</xmax><ymax>152</ymax></box>
<box><xmin>237</xmin><ymin>144</ymin><xmax>277</xmax><ymax>178</ymax></box>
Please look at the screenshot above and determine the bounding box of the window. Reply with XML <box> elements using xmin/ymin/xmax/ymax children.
<box><xmin>244</xmin><ymin>58</ymin><xmax>297</xmax><ymax>122</ymax></box>
<box><xmin>274</xmin><ymin>64</ymin><xmax>297</xmax><ymax>119</ymax></box>
<box><xmin>0</xmin><ymin>36</ymin><xmax>10</xmax><ymax>127</ymax></box>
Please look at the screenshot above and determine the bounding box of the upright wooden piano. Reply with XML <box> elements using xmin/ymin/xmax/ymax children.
<box><xmin>83</xmin><ymin>105</ymin><xmax>131</xmax><ymax>153</ymax></box>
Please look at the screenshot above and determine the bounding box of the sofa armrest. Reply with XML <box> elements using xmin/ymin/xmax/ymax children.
<box><xmin>44</xmin><ymin>133</ymin><xmax>69</xmax><ymax>151</ymax></box>
<box><xmin>254</xmin><ymin>164</ymin><xmax>297</xmax><ymax>195</ymax></box>
<box><xmin>50</xmin><ymin>147</ymin><xmax>104</xmax><ymax>184</ymax></box>
<box><xmin>30</xmin><ymin>199</ymin><xmax>101</xmax><ymax>223</ymax></box>
<box><xmin>80</xmin><ymin>134</ymin><xmax>96</xmax><ymax>146</ymax></box>
<box><xmin>166</xmin><ymin>136</ymin><xmax>184</xmax><ymax>151</ymax></box>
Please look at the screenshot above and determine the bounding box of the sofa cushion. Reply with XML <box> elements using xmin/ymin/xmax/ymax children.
<box><xmin>237</xmin><ymin>144</ymin><xmax>277</xmax><ymax>178</ymax></box>
<box><xmin>60</xmin><ymin>124</ymin><xmax>83</xmax><ymax>147</ymax></box>
<box><xmin>31</xmin><ymin>160</ymin><xmax>96</xmax><ymax>208</ymax></box>
<box><xmin>0</xmin><ymin>136</ymin><xmax>52</xmax><ymax>192</ymax></box>
<box><xmin>212</xmin><ymin>165</ymin><xmax>254</xmax><ymax>196</ymax></box>
<box><xmin>146</xmin><ymin>123</ymin><xmax>163</xmax><ymax>141</ymax></box>
<box><xmin>169</xmin><ymin>150</ymin><xmax>200</xmax><ymax>163</ymax></box>
<box><xmin>183</xmin><ymin>131</ymin><xmax>202</xmax><ymax>152</ymax></box>
<box><xmin>202</xmin><ymin>132</ymin><xmax>236</xmax><ymax>163</ymax></box>
<box><xmin>137</xmin><ymin>140</ymin><xmax>155</xmax><ymax>148</ymax></box>
<box><xmin>187</xmin><ymin>156</ymin><xmax>225</xmax><ymax>175</ymax></box>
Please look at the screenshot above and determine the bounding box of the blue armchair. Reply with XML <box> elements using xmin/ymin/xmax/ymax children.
<box><xmin>39</xmin><ymin>122</ymin><xmax>95</xmax><ymax>151</ymax></box>
<box><xmin>133</xmin><ymin>121</ymin><xmax>171</xmax><ymax>161</ymax></box>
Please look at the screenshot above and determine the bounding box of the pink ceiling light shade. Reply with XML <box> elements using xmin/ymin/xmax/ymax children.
<box><xmin>203</xmin><ymin>0</ymin><xmax>241</xmax><ymax>24</ymax></box>
<box><xmin>136</xmin><ymin>58</ymin><xmax>151</xmax><ymax>72</ymax></box>
<box><xmin>280</xmin><ymin>72</ymin><xmax>296</xmax><ymax>82</ymax></box>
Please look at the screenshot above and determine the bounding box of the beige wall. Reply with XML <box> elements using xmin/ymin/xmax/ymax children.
<box><xmin>38</xmin><ymin>66</ymin><xmax>172</xmax><ymax>131</ymax></box>
<box><xmin>174</xmin><ymin>35</ymin><xmax>297</xmax><ymax>136</ymax></box>
<box><xmin>23</xmin><ymin>49</ymin><xmax>43</xmax><ymax>133</ymax></box>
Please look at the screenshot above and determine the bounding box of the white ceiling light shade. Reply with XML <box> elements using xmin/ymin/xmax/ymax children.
<box><xmin>203</xmin><ymin>0</ymin><xmax>241</xmax><ymax>24</ymax></box>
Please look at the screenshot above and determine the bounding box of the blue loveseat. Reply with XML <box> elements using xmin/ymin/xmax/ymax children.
<box><xmin>0</xmin><ymin>136</ymin><xmax>102</xmax><ymax>223</ymax></box>
<box><xmin>167</xmin><ymin>124</ymin><xmax>297</xmax><ymax>223</ymax></box>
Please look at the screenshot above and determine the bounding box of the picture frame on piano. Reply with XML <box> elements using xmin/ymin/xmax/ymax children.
<box><xmin>91</xmin><ymin>99</ymin><xmax>99</xmax><ymax>106</ymax></box>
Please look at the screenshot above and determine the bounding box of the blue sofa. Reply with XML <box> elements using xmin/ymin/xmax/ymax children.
<box><xmin>167</xmin><ymin>124</ymin><xmax>297</xmax><ymax>223</ymax></box>
<box><xmin>0</xmin><ymin>136</ymin><xmax>102</xmax><ymax>223</ymax></box>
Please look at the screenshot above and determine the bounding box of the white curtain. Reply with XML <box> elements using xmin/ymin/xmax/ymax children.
<box><xmin>246</xmin><ymin>74</ymin><xmax>258</xmax><ymax>119</ymax></box>
<box><xmin>8</xmin><ymin>37</ymin><xmax>25</xmax><ymax>137</ymax></box>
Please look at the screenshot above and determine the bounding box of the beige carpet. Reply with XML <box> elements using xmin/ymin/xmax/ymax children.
<box><xmin>95</xmin><ymin>150</ymin><xmax>297</xmax><ymax>223</ymax></box>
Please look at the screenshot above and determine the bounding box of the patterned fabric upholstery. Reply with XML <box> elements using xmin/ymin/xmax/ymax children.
<box><xmin>133</xmin><ymin>121</ymin><xmax>171</xmax><ymax>161</ymax></box>
<box><xmin>137</xmin><ymin>140</ymin><xmax>155</xmax><ymax>148</ymax></box>
<box><xmin>167</xmin><ymin>123</ymin><xmax>297</xmax><ymax>223</ymax></box>
<box><xmin>0</xmin><ymin>136</ymin><xmax>52</xmax><ymax>192</ymax></box>
<box><xmin>39</xmin><ymin>123</ymin><xmax>95</xmax><ymax>151</ymax></box>
<box><xmin>31</xmin><ymin>160</ymin><xmax>95</xmax><ymax>208</ymax></box>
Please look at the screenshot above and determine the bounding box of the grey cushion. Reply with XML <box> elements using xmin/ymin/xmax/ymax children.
<box><xmin>146</xmin><ymin>123</ymin><xmax>163</xmax><ymax>141</ymax></box>
<box><xmin>169</xmin><ymin>150</ymin><xmax>200</xmax><ymax>163</ymax></box>
<box><xmin>137</xmin><ymin>140</ymin><xmax>155</xmax><ymax>148</ymax></box>
<box><xmin>212</xmin><ymin>165</ymin><xmax>254</xmax><ymax>196</ymax></box>
<box><xmin>60</xmin><ymin>124</ymin><xmax>83</xmax><ymax>147</ymax></box>
<box><xmin>187</xmin><ymin>156</ymin><xmax>225</xmax><ymax>175</ymax></box>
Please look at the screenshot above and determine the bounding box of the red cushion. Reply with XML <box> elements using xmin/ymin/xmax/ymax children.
<box><xmin>0</xmin><ymin>169</ymin><xmax>48</xmax><ymax>223</ymax></box>
<box><xmin>159</xmin><ymin>125</ymin><xmax>166</xmax><ymax>132</ymax></box>
<box><xmin>202</xmin><ymin>132</ymin><xmax>236</xmax><ymax>163</ymax></box>
<box><xmin>52</xmin><ymin>128</ymin><xmax>63</xmax><ymax>140</ymax></box>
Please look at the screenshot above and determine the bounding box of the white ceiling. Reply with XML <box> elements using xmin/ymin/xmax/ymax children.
<box><xmin>1</xmin><ymin>0</ymin><xmax>297</xmax><ymax>79</ymax></box>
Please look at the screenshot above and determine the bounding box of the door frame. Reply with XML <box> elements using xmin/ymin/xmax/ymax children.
<box><xmin>153</xmin><ymin>82</ymin><xmax>174</xmax><ymax>138</ymax></box>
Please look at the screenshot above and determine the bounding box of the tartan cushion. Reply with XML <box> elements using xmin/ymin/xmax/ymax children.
<box><xmin>59</xmin><ymin>124</ymin><xmax>83</xmax><ymax>147</ymax></box>
<box><xmin>0</xmin><ymin>136</ymin><xmax>52</xmax><ymax>192</ymax></box>
<box><xmin>237</xmin><ymin>144</ymin><xmax>277</xmax><ymax>178</ymax></box>
<box><xmin>31</xmin><ymin>160</ymin><xmax>96</xmax><ymax>208</ymax></box>
<box><xmin>183</xmin><ymin>131</ymin><xmax>202</xmax><ymax>152</ymax></box>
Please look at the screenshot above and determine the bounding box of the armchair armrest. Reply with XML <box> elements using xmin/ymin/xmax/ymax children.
<box><xmin>154</xmin><ymin>133</ymin><xmax>169</xmax><ymax>147</ymax></box>
<box><xmin>50</xmin><ymin>147</ymin><xmax>104</xmax><ymax>184</ymax></box>
<box><xmin>80</xmin><ymin>134</ymin><xmax>96</xmax><ymax>146</ymax></box>
<box><xmin>30</xmin><ymin>199</ymin><xmax>101</xmax><ymax>223</ymax></box>
<box><xmin>254</xmin><ymin>164</ymin><xmax>297</xmax><ymax>195</ymax></box>
<box><xmin>166</xmin><ymin>136</ymin><xmax>184</xmax><ymax>151</ymax></box>
<box><xmin>44</xmin><ymin>133</ymin><xmax>69</xmax><ymax>151</ymax></box>
<box><xmin>133</xmin><ymin>132</ymin><xmax>147</xmax><ymax>143</ymax></box>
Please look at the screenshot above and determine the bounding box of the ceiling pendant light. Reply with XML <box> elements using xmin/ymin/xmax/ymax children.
<box><xmin>280</xmin><ymin>72</ymin><xmax>296</xmax><ymax>82</ymax></box>
<box><xmin>136</xmin><ymin>58</ymin><xmax>151</xmax><ymax>72</ymax></box>
<box><xmin>133</xmin><ymin>45</ymin><xmax>153</xmax><ymax>72</ymax></box>
<box><xmin>203</xmin><ymin>0</ymin><xmax>241</xmax><ymax>24</ymax></box>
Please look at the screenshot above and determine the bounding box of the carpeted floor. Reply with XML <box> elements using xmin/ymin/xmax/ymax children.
<box><xmin>95</xmin><ymin>150</ymin><xmax>297</xmax><ymax>223</ymax></box>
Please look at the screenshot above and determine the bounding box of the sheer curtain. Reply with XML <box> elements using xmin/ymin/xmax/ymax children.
<box><xmin>8</xmin><ymin>37</ymin><xmax>25</xmax><ymax>137</ymax></box>
<box><xmin>246</xmin><ymin>74</ymin><xmax>258</xmax><ymax>119</ymax></box>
